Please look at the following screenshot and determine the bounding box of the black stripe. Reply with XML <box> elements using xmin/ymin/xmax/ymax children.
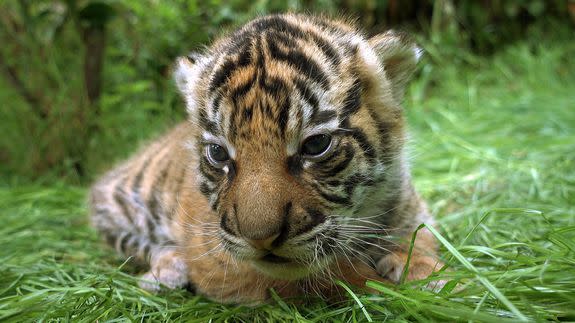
<box><xmin>307</xmin><ymin>31</ymin><xmax>341</xmax><ymax>66</ymax></box>
<box><xmin>324</xmin><ymin>179</ymin><xmax>341</xmax><ymax>186</ymax></box>
<box><xmin>235</xmin><ymin>41</ymin><xmax>254</xmax><ymax>68</ymax></box>
<box><xmin>208</xmin><ymin>59</ymin><xmax>237</xmax><ymax>92</ymax></box>
<box><xmin>113</xmin><ymin>185</ymin><xmax>134</xmax><ymax>225</ymax></box>
<box><xmin>220</xmin><ymin>211</ymin><xmax>235</xmax><ymax>235</ymax></box>
<box><xmin>272</xmin><ymin>202</ymin><xmax>292</xmax><ymax>247</ymax></box>
<box><xmin>287</xmin><ymin>154</ymin><xmax>302</xmax><ymax>176</ymax></box>
<box><xmin>229</xmin><ymin>100</ymin><xmax>240</xmax><ymax>140</ymax></box>
<box><xmin>242</xmin><ymin>107</ymin><xmax>253</xmax><ymax>123</ymax></box>
<box><xmin>319</xmin><ymin>144</ymin><xmax>355</xmax><ymax>177</ymax></box>
<box><xmin>119</xmin><ymin>232</ymin><xmax>132</xmax><ymax>254</ymax></box>
<box><xmin>230</xmin><ymin>76</ymin><xmax>256</xmax><ymax>101</ymax></box>
<box><xmin>148</xmin><ymin>159</ymin><xmax>172</xmax><ymax>222</ymax></box>
<box><xmin>266</xmin><ymin>29</ymin><xmax>298</xmax><ymax>48</ymax></box>
<box><xmin>227</xmin><ymin>161</ymin><xmax>236</xmax><ymax>182</ymax></box>
<box><xmin>267</xmin><ymin>38</ymin><xmax>329</xmax><ymax>90</ymax></box>
<box><xmin>256</xmin><ymin>15</ymin><xmax>341</xmax><ymax>69</ymax></box>
<box><xmin>277</xmin><ymin>97</ymin><xmax>290</xmax><ymax>136</ymax></box>
<box><xmin>146</xmin><ymin>216</ymin><xmax>157</xmax><ymax>243</ymax></box>
<box><xmin>211</xmin><ymin>91</ymin><xmax>223</xmax><ymax>116</ymax></box>
<box><xmin>211</xmin><ymin>193</ymin><xmax>221</xmax><ymax>211</ymax></box>
<box><xmin>314</xmin><ymin>184</ymin><xmax>352</xmax><ymax>206</ymax></box>
<box><xmin>223</xmin><ymin>17</ymin><xmax>278</xmax><ymax>55</ymax></box>
<box><xmin>341</xmin><ymin>78</ymin><xmax>362</xmax><ymax>118</ymax></box>
<box><xmin>347</xmin><ymin>128</ymin><xmax>376</xmax><ymax>161</ymax></box>
<box><xmin>198</xmin><ymin>109</ymin><xmax>218</xmax><ymax>134</ymax></box>
<box><xmin>255</xmin><ymin>35</ymin><xmax>265</xmax><ymax>68</ymax></box>
<box><xmin>199</xmin><ymin>181</ymin><xmax>215</xmax><ymax>197</ymax></box>
<box><xmin>199</xmin><ymin>157</ymin><xmax>224</xmax><ymax>182</ymax></box>
<box><xmin>258</xmin><ymin>100</ymin><xmax>274</xmax><ymax>120</ymax></box>
<box><xmin>310</xmin><ymin>110</ymin><xmax>337</xmax><ymax>125</ymax></box>
<box><xmin>147</xmin><ymin>193</ymin><xmax>162</xmax><ymax>226</ymax></box>
<box><xmin>297</xmin><ymin>208</ymin><xmax>326</xmax><ymax>235</ymax></box>
<box><xmin>251</xmin><ymin>15</ymin><xmax>307</xmax><ymax>40</ymax></box>
<box><xmin>295</xmin><ymin>77</ymin><xmax>338</xmax><ymax>127</ymax></box>
<box><xmin>293</xmin><ymin>78</ymin><xmax>319</xmax><ymax>113</ymax></box>
<box><xmin>132</xmin><ymin>158</ymin><xmax>152</xmax><ymax>193</ymax></box>
<box><xmin>255</xmin><ymin>16</ymin><xmax>336</xmax><ymax>83</ymax></box>
<box><xmin>259</xmin><ymin>76</ymin><xmax>288</xmax><ymax>98</ymax></box>
<box><xmin>366</xmin><ymin>106</ymin><xmax>396</xmax><ymax>158</ymax></box>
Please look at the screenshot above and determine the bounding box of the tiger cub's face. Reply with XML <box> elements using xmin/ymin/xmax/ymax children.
<box><xmin>175</xmin><ymin>14</ymin><xmax>420</xmax><ymax>279</ymax></box>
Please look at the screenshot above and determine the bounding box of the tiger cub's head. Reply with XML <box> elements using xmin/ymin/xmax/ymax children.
<box><xmin>175</xmin><ymin>14</ymin><xmax>420</xmax><ymax>279</ymax></box>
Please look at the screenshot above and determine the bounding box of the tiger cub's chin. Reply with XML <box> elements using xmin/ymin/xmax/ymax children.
<box><xmin>90</xmin><ymin>13</ymin><xmax>442</xmax><ymax>303</ymax></box>
<box><xmin>250</xmin><ymin>256</ymin><xmax>333</xmax><ymax>280</ymax></box>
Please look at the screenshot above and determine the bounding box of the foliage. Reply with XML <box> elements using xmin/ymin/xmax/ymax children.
<box><xmin>1</xmin><ymin>35</ymin><xmax>574</xmax><ymax>321</ymax></box>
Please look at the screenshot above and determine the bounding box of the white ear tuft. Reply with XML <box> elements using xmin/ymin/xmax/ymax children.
<box><xmin>368</xmin><ymin>31</ymin><xmax>422</xmax><ymax>102</ymax></box>
<box><xmin>174</xmin><ymin>55</ymin><xmax>201</xmax><ymax>113</ymax></box>
<box><xmin>174</xmin><ymin>56</ymin><xmax>195</xmax><ymax>95</ymax></box>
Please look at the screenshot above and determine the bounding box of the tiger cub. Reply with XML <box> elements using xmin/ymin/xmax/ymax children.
<box><xmin>90</xmin><ymin>13</ymin><xmax>442</xmax><ymax>303</ymax></box>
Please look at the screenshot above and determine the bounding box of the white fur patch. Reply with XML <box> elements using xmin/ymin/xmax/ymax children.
<box><xmin>174</xmin><ymin>57</ymin><xmax>203</xmax><ymax>113</ymax></box>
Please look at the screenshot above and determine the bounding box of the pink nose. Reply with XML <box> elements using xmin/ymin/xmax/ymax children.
<box><xmin>245</xmin><ymin>233</ymin><xmax>280</xmax><ymax>250</ymax></box>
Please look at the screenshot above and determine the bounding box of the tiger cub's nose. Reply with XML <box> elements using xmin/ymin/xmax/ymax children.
<box><xmin>246</xmin><ymin>233</ymin><xmax>280</xmax><ymax>250</ymax></box>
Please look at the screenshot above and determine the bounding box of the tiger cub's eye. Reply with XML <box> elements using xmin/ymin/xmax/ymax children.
<box><xmin>207</xmin><ymin>144</ymin><xmax>230</xmax><ymax>164</ymax></box>
<box><xmin>301</xmin><ymin>134</ymin><xmax>332</xmax><ymax>157</ymax></box>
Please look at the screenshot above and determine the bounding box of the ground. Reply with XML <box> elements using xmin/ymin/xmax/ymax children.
<box><xmin>0</xmin><ymin>40</ymin><xmax>574</xmax><ymax>322</ymax></box>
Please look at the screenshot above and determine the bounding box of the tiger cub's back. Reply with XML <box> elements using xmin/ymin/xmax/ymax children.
<box><xmin>89</xmin><ymin>123</ymin><xmax>199</xmax><ymax>262</ymax></box>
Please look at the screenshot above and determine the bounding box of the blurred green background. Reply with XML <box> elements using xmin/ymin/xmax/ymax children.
<box><xmin>1</xmin><ymin>0</ymin><xmax>572</xmax><ymax>184</ymax></box>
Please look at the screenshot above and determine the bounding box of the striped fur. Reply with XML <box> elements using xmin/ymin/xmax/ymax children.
<box><xmin>90</xmin><ymin>13</ymin><xmax>441</xmax><ymax>303</ymax></box>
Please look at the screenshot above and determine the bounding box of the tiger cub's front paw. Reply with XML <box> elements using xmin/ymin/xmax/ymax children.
<box><xmin>376</xmin><ymin>252</ymin><xmax>444</xmax><ymax>286</ymax></box>
<box><xmin>138</xmin><ymin>251</ymin><xmax>189</xmax><ymax>292</ymax></box>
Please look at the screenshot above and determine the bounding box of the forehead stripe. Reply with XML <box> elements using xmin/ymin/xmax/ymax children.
<box><xmin>309</xmin><ymin>110</ymin><xmax>337</xmax><ymax>126</ymax></box>
<box><xmin>259</xmin><ymin>75</ymin><xmax>288</xmax><ymax>97</ymax></box>
<box><xmin>230</xmin><ymin>76</ymin><xmax>256</xmax><ymax>101</ymax></box>
<box><xmin>293</xmin><ymin>78</ymin><xmax>319</xmax><ymax>112</ymax></box>
<box><xmin>277</xmin><ymin>97</ymin><xmax>290</xmax><ymax>136</ymax></box>
<box><xmin>198</xmin><ymin>108</ymin><xmax>218</xmax><ymax>134</ymax></box>
<box><xmin>208</xmin><ymin>59</ymin><xmax>237</xmax><ymax>92</ymax></box>
<box><xmin>251</xmin><ymin>15</ymin><xmax>308</xmax><ymax>39</ymax></box>
<box><xmin>307</xmin><ymin>31</ymin><xmax>341</xmax><ymax>67</ymax></box>
<box><xmin>341</xmin><ymin>78</ymin><xmax>362</xmax><ymax>119</ymax></box>
<box><xmin>211</xmin><ymin>91</ymin><xmax>223</xmax><ymax>116</ymax></box>
<box><xmin>266</xmin><ymin>37</ymin><xmax>329</xmax><ymax>90</ymax></box>
<box><xmin>257</xmin><ymin>16</ymin><xmax>341</xmax><ymax>68</ymax></box>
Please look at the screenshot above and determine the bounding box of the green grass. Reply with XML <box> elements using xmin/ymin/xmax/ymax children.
<box><xmin>1</xmin><ymin>39</ymin><xmax>574</xmax><ymax>322</ymax></box>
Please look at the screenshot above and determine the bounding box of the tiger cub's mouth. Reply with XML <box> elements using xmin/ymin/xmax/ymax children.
<box><xmin>251</xmin><ymin>254</ymin><xmax>334</xmax><ymax>280</ymax></box>
<box><xmin>260</xmin><ymin>253</ymin><xmax>292</xmax><ymax>264</ymax></box>
<box><xmin>218</xmin><ymin>217</ymin><xmax>341</xmax><ymax>279</ymax></box>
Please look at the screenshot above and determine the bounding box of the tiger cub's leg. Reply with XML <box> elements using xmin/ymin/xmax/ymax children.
<box><xmin>376</xmin><ymin>190</ymin><xmax>444</xmax><ymax>286</ymax></box>
<box><xmin>138</xmin><ymin>246</ymin><xmax>189</xmax><ymax>292</ymax></box>
<box><xmin>376</xmin><ymin>228</ymin><xmax>442</xmax><ymax>284</ymax></box>
<box><xmin>89</xmin><ymin>170</ymin><xmax>189</xmax><ymax>292</ymax></box>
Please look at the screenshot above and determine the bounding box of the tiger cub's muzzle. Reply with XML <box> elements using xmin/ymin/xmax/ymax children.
<box><xmin>217</xmin><ymin>200</ymin><xmax>337</xmax><ymax>279</ymax></box>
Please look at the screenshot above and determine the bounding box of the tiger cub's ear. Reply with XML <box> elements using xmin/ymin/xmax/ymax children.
<box><xmin>174</xmin><ymin>53</ymin><xmax>202</xmax><ymax>113</ymax></box>
<box><xmin>368</xmin><ymin>31</ymin><xmax>422</xmax><ymax>103</ymax></box>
